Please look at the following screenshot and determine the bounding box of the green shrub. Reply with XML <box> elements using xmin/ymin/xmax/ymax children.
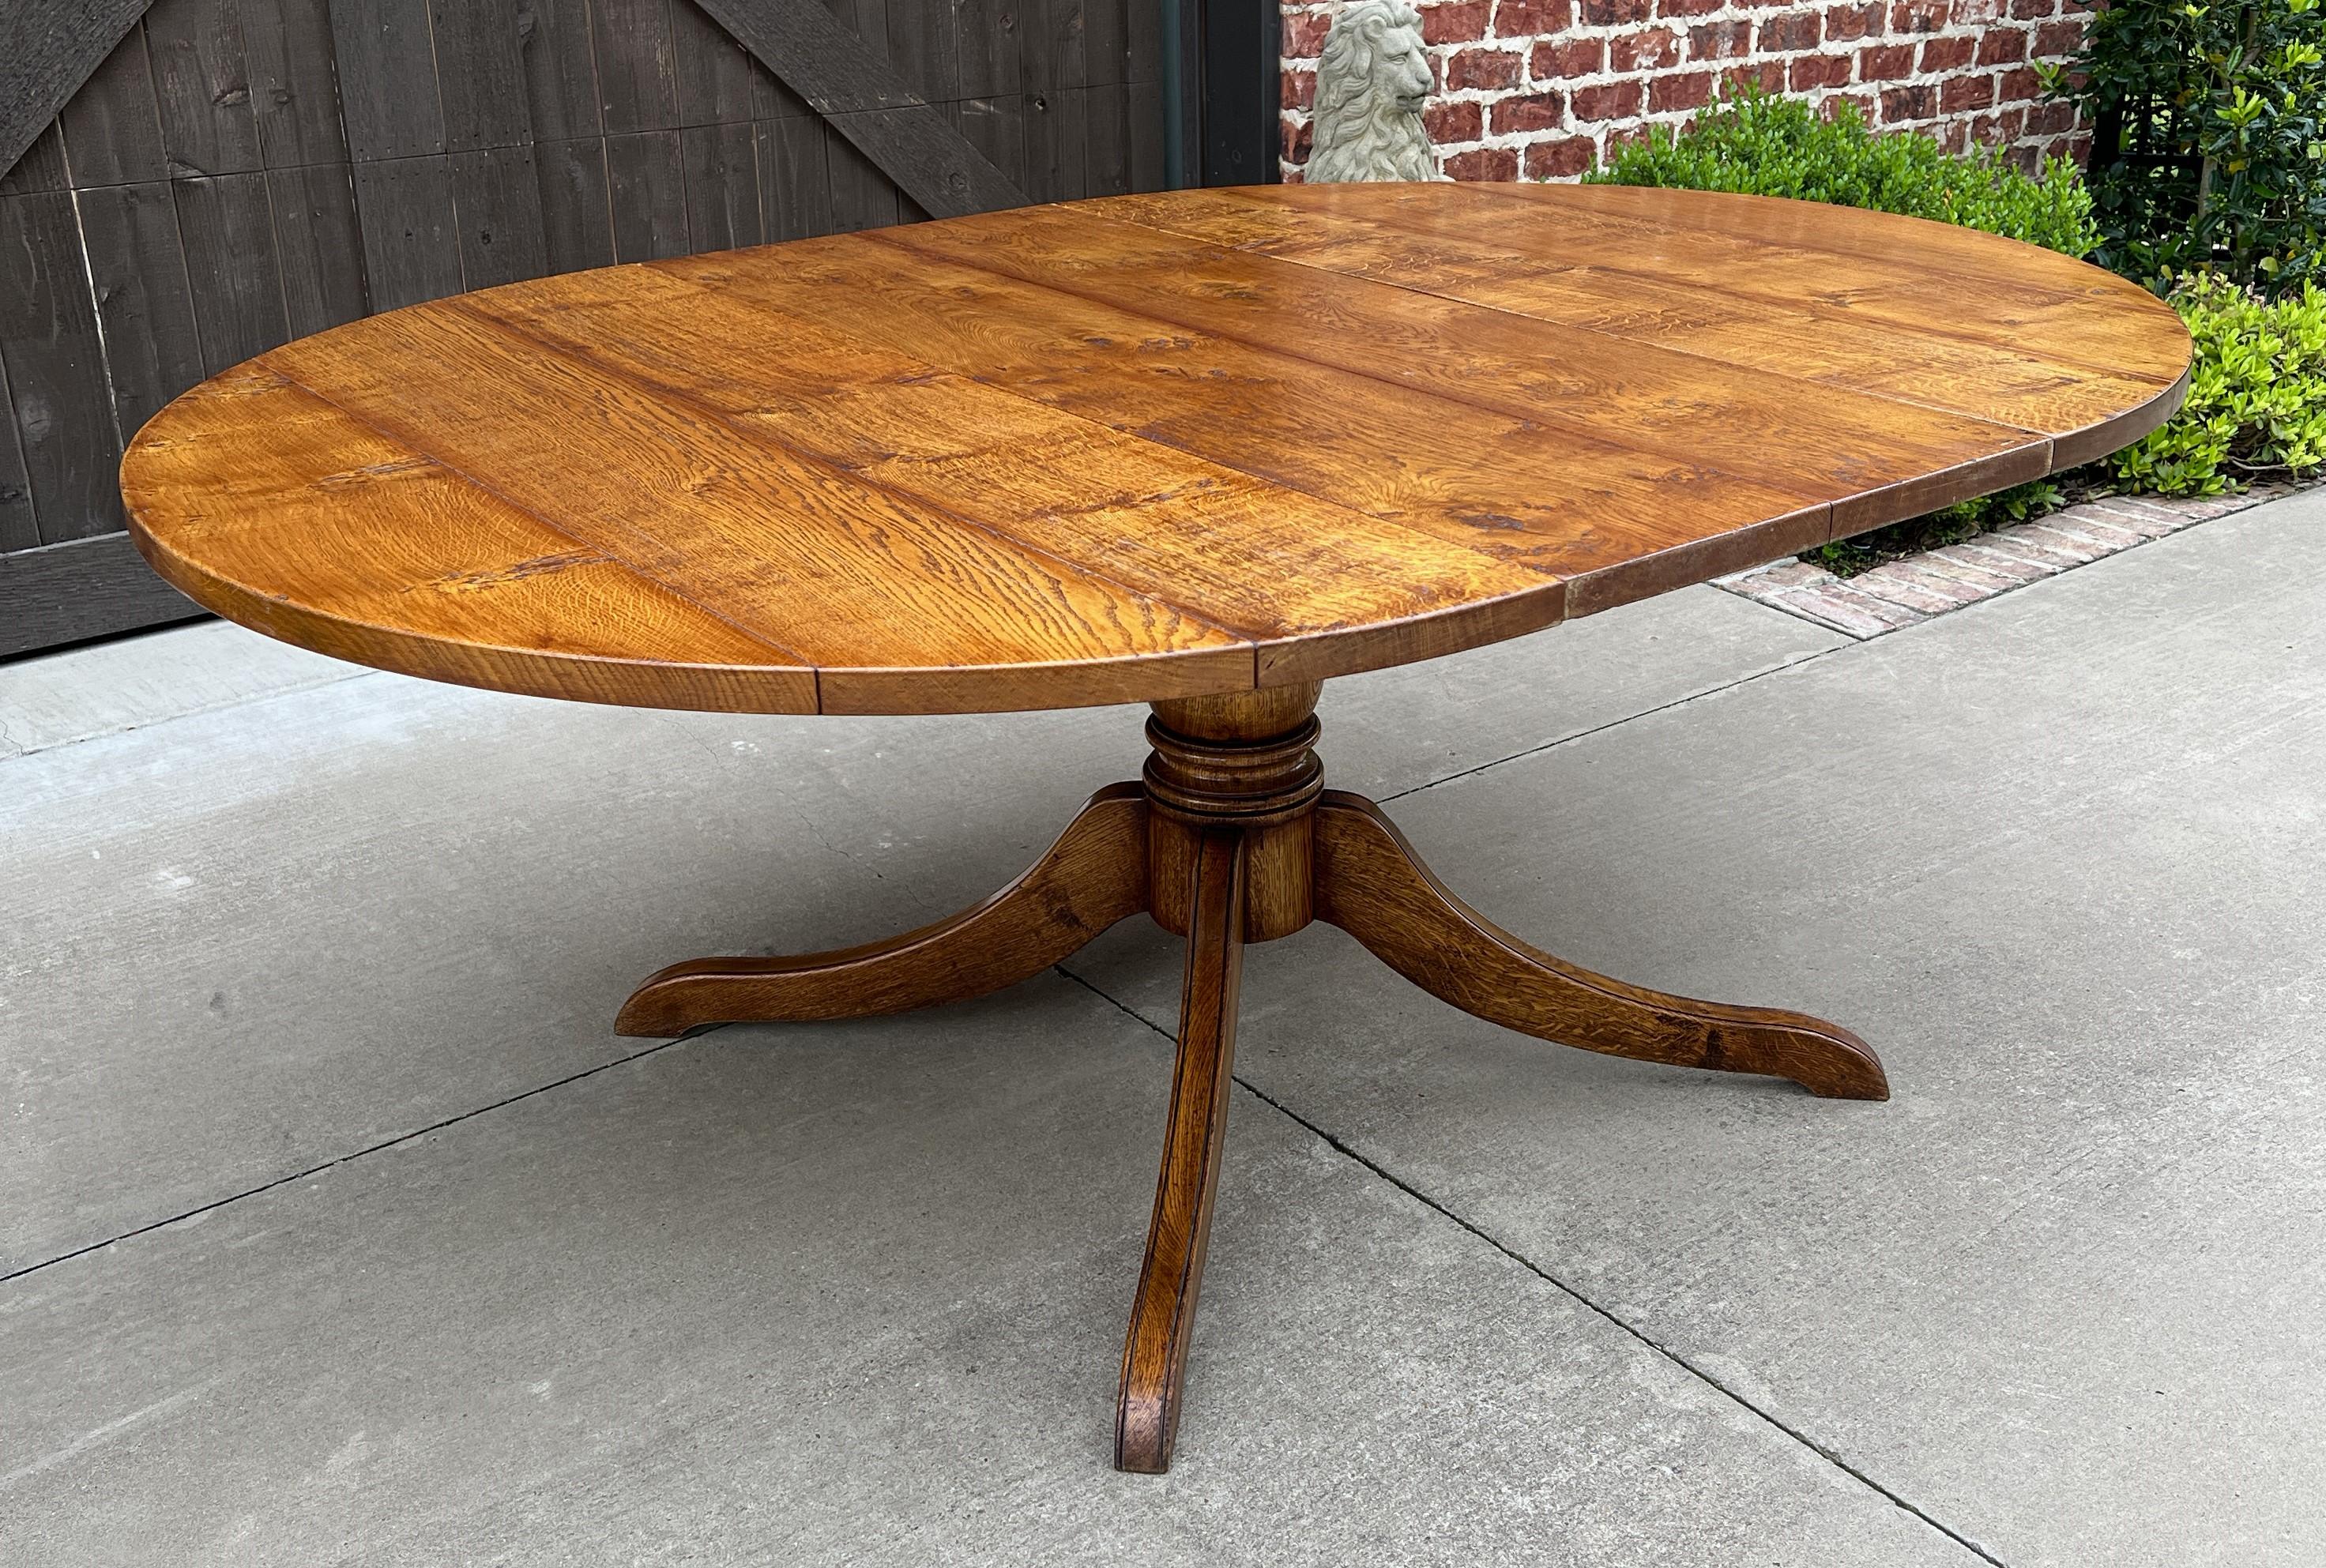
<box><xmin>1586</xmin><ymin>85</ymin><xmax>2325</xmax><ymax>561</ymax></box>
<box><xmin>1799</xmin><ymin>479</ymin><xmax>2068</xmax><ymax>575</ymax></box>
<box><xmin>1587</xmin><ymin>85</ymin><xmax>2100</xmax><ymax>257</ymax></box>
<box><xmin>2046</xmin><ymin>0</ymin><xmax>2326</xmax><ymax>295</ymax></box>
<box><xmin>2110</xmin><ymin>273</ymin><xmax>2326</xmax><ymax>491</ymax></box>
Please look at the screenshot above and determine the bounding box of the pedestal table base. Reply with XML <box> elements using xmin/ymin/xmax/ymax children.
<box><xmin>615</xmin><ymin>682</ymin><xmax>1888</xmax><ymax>1473</ymax></box>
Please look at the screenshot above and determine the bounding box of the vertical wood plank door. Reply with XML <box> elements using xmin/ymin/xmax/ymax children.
<box><xmin>0</xmin><ymin>0</ymin><xmax>1165</xmax><ymax>658</ymax></box>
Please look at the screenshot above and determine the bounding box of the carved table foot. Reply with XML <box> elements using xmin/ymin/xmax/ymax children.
<box><xmin>1312</xmin><ymin>792</ymin><xmax>1889</xmax><ymax>1102</ymax></box>
<box><xmin>1116</xmin><ymin>827</ymin><xmax>1246</xmax><ymax>1472</ymax></box>
<box><xmin>613</xmin><ymin>680</ymin><xmax>1886</xmax><ymax>1472</ymax></box>
<box><xmin>615</xmin><ymin>781</ymin><xmax>1149</xmax><ymax>1036</ymax></box>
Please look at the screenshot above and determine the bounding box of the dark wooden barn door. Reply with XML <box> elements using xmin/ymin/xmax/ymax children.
<box><xmin>0</xmin><ymin>0</ymin><xmax>1175</xmax><ymax>657</ymax></box>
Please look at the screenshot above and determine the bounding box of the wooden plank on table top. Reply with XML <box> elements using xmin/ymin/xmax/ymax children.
<box><xmin>174</xmin><ymin>171</ymin><xmax>292</xmax><ymax>371</ymax></box>
<box><xmin>258</xmin><ymin>299</ymin><xmax>1253</xmax><ymax>706</ymax></box>
<box><xmin>270</xmin><ymin>161</ymin><xmax>371</xmax><ymax>337</ymax></box>
<box><xmin>1282</xmin><ymin>182</ymin><xmax>2192</xmax><ymax>389</ymax></box>
<box><xmin>654</xmin><ymin>241</ymin><xmax>1832</xmax><ymax>610</ymax></box>
<box><xmin>122</xmin><ymin>367</ymin><xmax>819</xmax><ymax>711</ymax></box>
<box><xmin>57</xmin><ymin>24</ymin><xmax>169</xmax><ymax>186</ymax></box>
<box><xmin>1092</xmin><ymin>187</ymin><xmax>2174</xmax><ymax>440</ymax></box>
<box><xmin>241</xmin><ymin>0</ymin><xmax>346</xmax><ymax>169</ymax></box>
<box><xmin>1229</xmin><ymin>184</ymin><xmax>2192</xmax><ymax>466</ymax></box>
<box><xmin>882</xmin><ymin>207</ymin><xmax>2052</xmax><ymax>535</ymax></box>
<box><xmin>73</xmin><ymin>180</ymin><xmax>206</xmax><ymax>443</ymax></box>
<box><xmin>472</xmin><ymin>264</ymin><xmax>1564</xmax><ymax>682</ymax></box>
<box><xmin>0</xmin><ymin>191</ymin><xmax>127</xmax><ymax>543</ymax></box>
<box><xmin>1511</xmin><ymin>181</ymin><xmax>2144</xmax><ymax>301</ymax></box>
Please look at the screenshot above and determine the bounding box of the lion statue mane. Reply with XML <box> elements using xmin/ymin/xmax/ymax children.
<box><xmin>1306</xmin><ymin>0</ymin><xmax>1447</xmax><ymax>183</ymax></box>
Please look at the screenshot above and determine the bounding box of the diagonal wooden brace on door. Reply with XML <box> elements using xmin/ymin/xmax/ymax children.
<box><xmin>2</xmin><ymin>0</ymin><xmax>1026</xmax><ymax>222</ymax></box>
<box><xmin>691</xmin><ymin>0</ymin><xmax>1029</xmax><ymax>220</ymax></box>
<box><xmin>0</xmin><ymin>0</ymin><xmax>152</xmax><ymax>181</ymax></box>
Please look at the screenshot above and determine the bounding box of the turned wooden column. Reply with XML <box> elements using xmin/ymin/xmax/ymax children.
<box><xmin>1142</xmin><ymin>682</ymin><xmax>1324</xmax><ymax>945</ymax></box>
<box><xmin>1116</xmin><ymin>681</ymin><xmax>1327</xmax><ymax>1472</ymax></box>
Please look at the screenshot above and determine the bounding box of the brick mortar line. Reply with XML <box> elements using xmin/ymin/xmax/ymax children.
<box><xmin>1718</xmin><ymin>482</ymin><xmax>2310</xmax><ymax>640</ymax></box>
<box><xmin>1278</xmin><ymin>0</ymin><xmax>2086</xmax><ymax>179</ymax></box>
<box><xmin>1056</xmin><ymin>967</ymin><xmax>2010</xmax><ymax>1564</ymax></box>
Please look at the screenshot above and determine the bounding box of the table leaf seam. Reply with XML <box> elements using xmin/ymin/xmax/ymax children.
<box><xmin>632</xmin><ymin>250</ymin><xmax>1586</xmax><ymax>596</ymax></box>
<box><xmin>886</xmin><ymin>216</ymin><xmax>2035</xmax><ymax>517</ymax></box>
<box><xmin>1087</xmin><ymin>203</ymin><xmax>2063</xmax><ymax>455</ymax></box>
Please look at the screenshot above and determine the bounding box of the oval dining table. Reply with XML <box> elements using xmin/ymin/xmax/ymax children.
<box><xmin>120</xmin><ymin>181</ymin><xmax>2190</xmax><ymax>1475</ymax></box>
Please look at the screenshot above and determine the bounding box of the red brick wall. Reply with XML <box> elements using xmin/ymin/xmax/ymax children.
<box><xmin>1279</xmin><ymin>0</ymin><xmax>2088</xmax><ymax>182</ymax></box>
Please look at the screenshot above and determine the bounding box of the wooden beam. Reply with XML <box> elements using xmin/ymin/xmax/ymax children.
<box><xmin>0</xmin><ymin>0</ymin><xmax>152</xmax><ymax>183</ymax></box>
<box><xmin>0</xmin><ymin>532</ymin><xmax>200</xmax><ymax>657</ymax></box>
<box><xmin>690</xmin><ymin>0</ymin><xmax>1026</xmax><ymax>220</ymax></box>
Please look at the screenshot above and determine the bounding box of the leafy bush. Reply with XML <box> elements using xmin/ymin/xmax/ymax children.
<box><xmin>1588</xmin><ymin>85</ymin><xmax>2100</xmax><ymax>257</ymax></box>
<box><xmin>1799</xmin><ymin>480</ymin><xmax>2068</xmax><ymax>575</ymax></box>
<box><xmin>2046</xmin><ymin>0</ymin><xmax>2326</xmax><ymax>295</ymax></box>
<box><xmin>1586</xmin><ymin>85</ymin><xmax>2325</xmax><ymax>564</ymax></box>
<box><xmin>2110</xmin><ymin>273</ymin><xmax>2326</xmax><ymax>491</ymax></box>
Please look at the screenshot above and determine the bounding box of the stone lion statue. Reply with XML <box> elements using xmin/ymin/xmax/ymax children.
<box><xmin>1307</xmin><ymin>0</ymin><xmax>1446</xmax><ymax>183</ymax></box>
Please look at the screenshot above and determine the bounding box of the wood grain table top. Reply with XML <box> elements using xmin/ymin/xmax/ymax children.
<box><xmin>121</xmin><ymin>182</ymin><xmax>2191</xmax><ymax>715</ymax></box>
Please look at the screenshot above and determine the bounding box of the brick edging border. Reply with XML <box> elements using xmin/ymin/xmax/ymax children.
<box><xmin>1715</xmin><ymin>484</ymin><xmax>2305</xmax><ymax>638</ymax></box>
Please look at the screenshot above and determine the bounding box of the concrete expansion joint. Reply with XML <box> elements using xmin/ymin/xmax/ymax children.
<box><xmin>1052</xmin><ymin>965</ymin><xmax>2008</xmax><ymax>1566</ymax></box>
<box><xmin>0</xmin><ymin>1034</ymin><xmax>691</xmax><ymax>1290</ymax></box>
<box><xmin>1382</xmin><ymin>642</ymin><xmax>1846</xmax><ymax>806</ymax></box>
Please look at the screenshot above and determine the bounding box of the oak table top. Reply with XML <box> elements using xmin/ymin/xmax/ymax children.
<box><xmin>122</xmin><ymin>182</ymin><xmax>2189</xmax><ymax>717</ymax></box>
<box><xmin>117</xmin><ymin>184</ymin><xmax>2192</xmax><ymax>1476</ymax></box>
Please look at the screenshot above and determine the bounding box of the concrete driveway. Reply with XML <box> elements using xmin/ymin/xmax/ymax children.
<box><xmin>4</xmin><ymin>494</ymin><xmax>2320</xmax><ymax>1566</ymax></box>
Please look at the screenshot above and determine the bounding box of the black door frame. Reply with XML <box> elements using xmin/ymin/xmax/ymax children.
<box><xmin>1164</xmin><ymin>0</ymin><xmax>1282</xmax><ymax>189</ymax></box>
